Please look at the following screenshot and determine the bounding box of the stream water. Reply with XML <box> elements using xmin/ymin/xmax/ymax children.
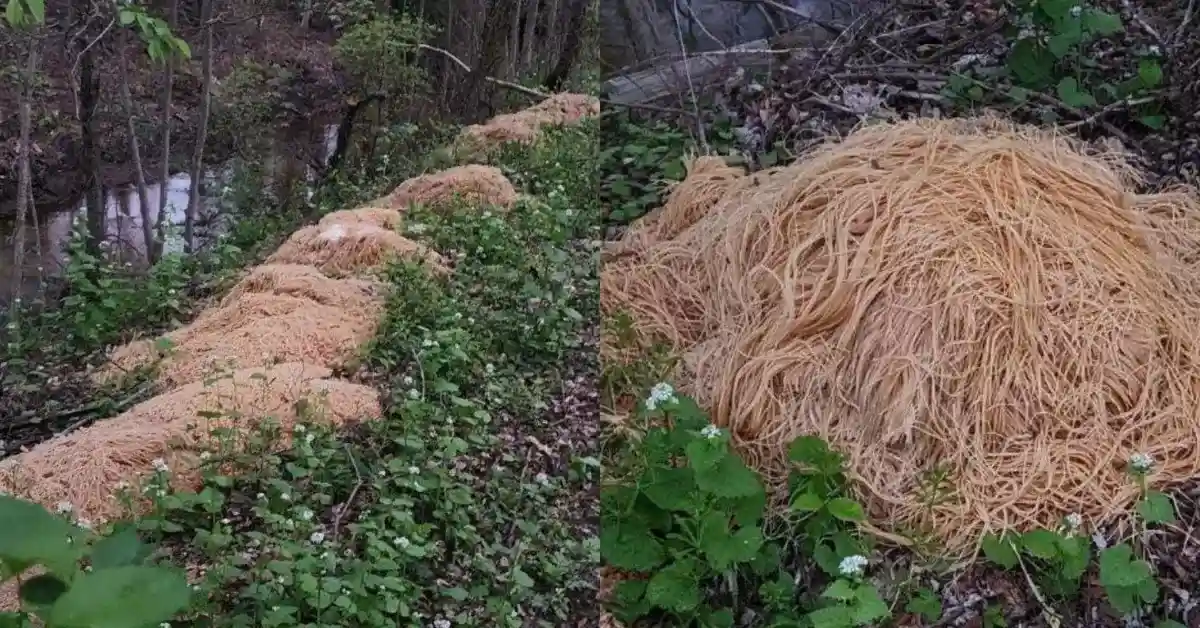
<box><xmin>0</xmin><ymin>124</ymin><xmax>339</xmax><ymax>303</ymax></box>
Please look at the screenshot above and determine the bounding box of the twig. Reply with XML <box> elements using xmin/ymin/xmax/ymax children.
<box><xmin>1062</xmin><ymin>95</ymin><xmax>1158</xmax><ymax>130</ymax></box>
<box><xmin>1120</xmin><ymin>0</ymin><xmax>1166</xmax><ymax>49</ymax></box>
<box><xmin>417</xmin><ymin>44</ymin><xmax>550</xmax><ymax>100</ymax></box>
<box><xmin>52</xmin><ymin>381</ymin><xmax>156</xmax><ymax>437</ymax></box>
<box><xmin>1174</xmin><ymin>0</ymin><xmax>1196</xmax><ymax>48</ymax></box>
<box><xmin>920</xmin><ymin>18</ymin><xmax>1005</xmax><ymax>64</ymax></box>
<box><xmin>330</xmin><ymin>443</ymin><xmax>363</xmax><ymax>540</ymax></box>
<box><xmin>726</xmin><ymin>0</ymin><xmax>844</xmax><ymax>35</ymax></box>
<box><xmin>671</xmin><ymin>1</ymin><xmax>710</xmax><ymax>153</ymax></box>
<box><xmin>1012</xmin><ymin>541</ymin><xmax>1063</xmax><ymax>628</ymax></box>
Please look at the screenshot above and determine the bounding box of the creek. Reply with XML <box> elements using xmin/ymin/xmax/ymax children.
<box><xmin>0</xmin><ymin>123</ymin><xmax>339</xmax><ymax>304</ymax></box>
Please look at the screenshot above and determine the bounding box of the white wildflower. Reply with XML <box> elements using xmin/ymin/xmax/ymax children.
<box><xmin>56</xmin><ymin>502</ymin><xmax>73</xmax><ymax>514</ymax></box>
<box><xmin>256</xmin><ymin>492</ymin><xmax>266</xmax><ymax>500</ymax></box>
<box><xmin>838</xmin><ymin>554</ymin><xmax>869</xmax><ymax>578</ymax></box>
<box><xmin>700</xmin><ymin>424</ymin><xmax>722</xmax><ymax>440</ymax></box>
<box><xmin>305</xmin><ymin>433</ymin><xmax>316</xmax><ymax>445</ymax></box>
<box><xmin>408</xmin><ymin>466</ymin><xmax>420</xmax><ymax>474</ymax></box>
<box><xmin>535</xmin><ymin>472</ymin><xmax>550</xmax><ymax>486</ymax></box>
<box><xmin>402</xmin><ymin>375</ymin><xmax>414</xmax><ymax>385</ymax></box>
<box><xmin>152</xmin><ymin>458</ymin><xmax>169</xmax><ymax>472</ymax></box>
<box><xmin>1065</xmin><ymin>513</ymin><xmax>1083</xmax><ymax>530</ymax></box>
<box><xmin>434</xmin><ymin>619</ymin><xmax>451</xmax><ymax>628</ymax></box>
<box><xmin>221</xmin><ymin>518</ymin><xmax>231</xmax><ymax>525</ymax></box>
<box><xmin>294</xmin><ymin>424</ymin><xmax>306</xmax><ymax>433</ymax></box>
<box><xmin>394</xmin><ymin>536</ymin><xmax>411</xmax><ymax>548</ymax></box>
<box><xmin>299</xmin><ymin>509</ymin><xmax>313</xmax><ymax>521</ymax></box>
<box><xmin>408</xmin><ymin>388</ymin><xmax>421</xmax><ymax>399</ymax></box>
<box><xmin>1149</xmin><ymin>44</ymin><xmax>1162</xmax><ymax>56</ymax></box>
<box><xmin>77</xmin><ymin>518</ymin><xmax>93</xmax><ymax>530</ymax></box>
<box><xmin>160</xmin><ymin>623</ymin><xmax>171</xmax><ymax>628</ymax></box>
<box><xmin>281</xmin><ymin>493</ymin><xmax>292</xmax><ymax>501</ymax></box>
<box><xmin>1130</xmin><ymin>452</ymin><xmax>1154</xmax><ymax>473</ymax></box>
<box><xmin>1069</xmin><ymin>5</ymin><xmax>1081</xmax><ymax>16</ymax></box>
<box><xmin>644</xmin><ymin>382</ymin><xmax>677</xmax><ymax>411</ymax></box>
<box><xmin>199</xmin><ymin>451</ymin><xmax>211</xmax><ymax>461</ymax></box>
<box><xmin>310</xmin><ymin>531</ymin><xmax>326</xmax><ymax>544</ymax></box>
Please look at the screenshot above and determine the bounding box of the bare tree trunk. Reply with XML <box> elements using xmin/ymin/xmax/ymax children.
<box><xmin>184</xmin><ymin>0</ymin><xmax>216</xmax><ymax>254</ymax></box>
<box><xmin>117</xmin><ymin>30</ymin><xmax>156</xmax><ymax>265</ymax></box>
<box><xmin>509</xmin><ymin>0</ymin><xmax>522</xmax><ymax>75</ymax></box>
<box><xmin>152</xmin><ymin>0</ymin><xmax>178</xmax><ymax>261</ymax></box>
<box><xmin>78</xmin><ymin>14</ymin><xmax>106</xmax><ymax>257</ymax></box>
<box><xmin>521</xmin><ymin>0</ymin><xmax>538</xmax><ymax>70</ymax></box>
<box><xmin>543</xmin><ymin>0</ymin><xmax>589</xmax><ymax>91</ymax></box>
<box><xmin>10</xmin><ymin>39</ymin><xmax>38</xmax><ymax>312</ymax></box>
<box><xmin>465</xmin><ymin>0</ymin><xmax>521</xmax><ymax>118</ymax></box>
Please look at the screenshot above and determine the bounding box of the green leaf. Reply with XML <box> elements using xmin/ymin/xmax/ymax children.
<box><xmin>1137</xmin><ymin>491</ymin><xmax>1176</xmax><ymax>524</ymax></box>
<box><xmin>1048</xmin><ymin>30</ymin><xmax>1082</xmax><ymax>57</ymax></box>
<box><xmin>731</xmin><ymin>490</ymin><xmax>767</xmax><ymax>526</ymax></box>
<box><xmin>807</xmin><ymin>605</ymin><xmax>856</xmax><ymax>628</ymax></box>
<box><xmin>852</xmin><ymin>584</ymin><xmax>891</xmax><ymax>625</ymax></box>
<box><xmin>695</xmin><ymin>454</ymin><xmax>764</xmax><ymax>499</ymax></box>
<box><xmin>660</xmin><ymin>159</ymin><xmax>686</xmax><ymax>180</ymax></box>
<box><xmin>601</xmin><ymin>522</ymin><xmax>665</xmax><ymax>572</ymax></box>
<box><xmin>1008</xmin><ymin>86</ymin><xmax>1031</xmax><ymax>103</ymax></box>
<box><xmin>788</xmin><ymin>435</ymin><xmax>831</xmax><ymax>466</ymax></box>
<box><xmin>644</xmin><ymin>561</ymin><xmax>701</xmax><ymax>613</ymax></box>
<box><xmin>90</xmin><ymin>525</ymin><xmax>148</xmax><ymax>570</ymax></box>
<box><xmin>118</xmin><ymin>8</ymin><xmax>135</xmax><ymax>25</ymax></box>
<box><xmin>19</xmin><ymin>574</ymin><xmax>67</xmax><ymax>607</ymax></box>
<box><xmin>1018</xmin><ymin>529</ymin><xmax>1062</xmax><ymax>560</ymax></box>
<box><xmin>981</xmin><ymin>533</ymin><xmax>1019</xmax><ymax>569</ymax></box>
<box><xmin>686</xmin><ymin>437</ymin><xmax>727</xmax><ymax>473</ymax></box>
<box><xmin>510</xmin><ymin>567</ymin><xmax>534</xmax><ymax>588</ymax></box>
<box><xmin>822</xmin><ymin>579</ymin><xmax>856</xmax><ymax>601</ymax></box>
<box><xmin>48</xmin><ymin>566</ymin><xmax>190</xmax><ymax>628</ymax></box>
<box><xmin>0</xmin><ymin>496</ymin><xmax>85</xmax><ymax>574</ymax></box>
<box><xmin>5</xmin><ymin>0</ymin><xmax>24</xmax><ymax>28</ymax></box>
<box><xmin>1056</xmin><ymin>77</ymin><xmax>1097</xmax><ymax>108</ymax></box>
<box><xmin>1155</xmin><ymin>620</ymin><xmax>1187</xmax><ymax>628</ymax></box>
<box><xmin>1138</xmin><ymin>58</ymin><xmax>1164</xmax><ymax>89</ymax></box>
<box><xmin>1008</xmin><ymin>39</ymin><xmax>1055</xmax><ymax>88</ymax></box>
<box><xmin>1082</xmin><ymin>8</ymin><xmax>1123</xmax><ymax>35</ymax></box>
<box><xmin>173</xmin><ymin>38</ymin><xmax>192</xmax><ymax>60</ymax></box>
<box><xmin>1139</xmin><ymin>114</ymin><xmax>1166</xmax><ymax>129</ymax></box>
<box><xmin>23</xmin><ymin>0</ymin><xmax>42</xmax><ymax>23</ymax></box>
<box><xmin>790</xmin><ymin>491</ymin><xmax>825</xmax><ymax>513</ymax></box>
<box><xmin>642</xmin><ymin>466</ymin><xmax>696</xmax><ymax>512</ymax></box>
<box><xmin>1098</xmin><ymin>544</ymin><xmax>1151</xmax><ymax>588</ymax></box>
<box><xmin>826</xmin><ymin>497</ymin><xmax>865</xmax><ymax>522</ymax></box>
<box><xmin>906</xmin><ymin>587</ymin><xmax>943</xmax><ymax>621</ymax></box>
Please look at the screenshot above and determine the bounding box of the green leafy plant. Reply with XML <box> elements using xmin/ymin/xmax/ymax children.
<box><xmin>599</xmin><ymin>118</ymin><xmax>693</xmax><ymax>225</ymax></box>
<box><xmin>905</xmin><ymin>587</ymin><xmax>943</xmax><ymax>622</ymax></box>
<box><xmin>0</xmin><ymin>496</ymin><xmax>191</xmax><ymax>627</ymax></box>
<box><xmin>979</xmin><ymin>523</ymin><xmax>1090</xmax><ymax>597</ymax></box>
<box><xmin>602</xmin><ymin>388</ymin><xmax>771</xmax><ymax>624</ymax></box>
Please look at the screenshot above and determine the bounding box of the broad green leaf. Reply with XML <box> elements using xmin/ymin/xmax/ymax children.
<box><xmin>1083</xmin><ymin>8</ymin><xmax>1123</xmax><ymax>35</ymax></box>
<box><xmin>510</xmin><ymin>567</ymin><xmax>534</xmax><ymax>588</ymax></box>
<box><xmin>906</xmin><ymin>587</ymin><xmax>943</xmax><ymax>621</ymax></box>
<box><xmin>1098</xmin><ymin>544</ymin><xmax>1149</xmax><ymax>588</ymax></box>
<box><xmin>981</xmin><ymin>533</ymin><xmax>1019</xmax><ymax>569</ymax></box>
<box><xmin>731</xmin><ymin>490</ymin><xmax>766</xmax><ymax>526</ymax></box>
<box><xmin>1008</xmin><ymin>39</ymin><xmax>1055</xmax><ymax>88</ymax></box>
<box><xmin>90</xmin><ymin>525</ymin><xmax>148</xmax><ymax>570</ymax></box>
<box><xmin>1018</xmin><ymin>529</ymin><xmax>1061</xmax><ymax>560</ymax></box>
<box><xmin>1105</xmin><ymin>583</ymin><xmax>1138</xmax><ymax>615</ymax></box>
<box><xmin>24</xmin><ymin>0</ymin><xmax>42</xmax><ymax>23</ymax></box>
<box><xmin>821</xmin><ymin>579</ymin><xmax>856</xmax><ymax>601</ymax></box>
<box><xmin>1155</xmin><ymin>620</ymin><xmax>1187</xmax><ymax>628</ymax></box>
<box><xmin>1137</xmin><ymin>491</ymin><xmax>1176</xmax><ymax>524</ymax></box>
<box><xmin>788</xmin><ymin>435</ymin><xmax>831</xmax><ymax>465</ymax></box>
<box><xmin>806</xmin><ymin>605</ymin><xmax>855</xmax><ymax>628</ymax></box>
<box><xmin>174</xmin><ymin>38</ymin><xmax>192</xmax><ymax>59</ymax></box>
<box><xmin>1047</xmin><ymin>31</ymin><xmax>1081</xmax><ymax>57</ymax></box>
<box><xmin>695</xmin><ymin>454</ymin><xmax>763</xmax><ymax>498</ymax></box>
<box><xmin>790</xmin><ymin>490</ymin><xmax>824</xmax><ymax>513</ymax></box>
<box><xmin>660</xmin><ymin>159</ymin><xmax>686</xmax><ymax>180</ymax></box>
<box><xmin>0</xmin><ymin>496</ymin><xmax>84</xmax><ymax>574</ymax></box>
<box><xmin>642</xmin><ymin>466</ymin><xmax>696</xmax><ymax>512</ymax></box>
<box><xmin>704</xmin><ymin>608</ymin><xmax>735</xmax><ymax>628</ymax></box>
<box><xmin>48</xmin><ymin>566</ymin><xmax>190</xmax><ymax>628</ymax></box>
<box><xmin>1138</xmin><ymin>58</ymin><xmax>1164</xmax><ymax>88</ymax></box>
<box><xmin>852</xmin><ymin>584</ymin><xmax>891</xmax><ymax>624</ymax></box>
<box><xmin>645</xmin><ymin>561</ymin><xmax>700</xmax><ymax>612</ymax></box>
<box><xmin>1038</xmin><ymin>0</ymin><xmax>1073</xmax><ymax>21</ymax></box>
<box><xmin>686</xmin><ymin>437</ymin><xmax>727</xmax><ymax>473</ymax></box>
<box><xmin>1056</xmin><ymin>77</ymin><xmax>1097</xmax><ymax>108</ymax></box>
<box><xmin>6</xmin><ymin>0</ymin><xmax>24</xmax><ymax>27</ymax></box>
<box><xmin>669</xmin><ymin>395</ymin><xmax>709</xmax><ymax>431</ymax></box>
<box><xmin>1139</xmin><ymin>114</ymin><xmax>1166</xmax><ymax>129</ymax></box>
<box><xmin>826</xmin><ymin>498</ymin><xmax>865</xmax><ymax>522</ymax></box>
<box><xmin>118</xmin><ymin>8</ymin><xmax>135</xmax><ymax>25</ymax></box>
<box><xmin>600</xmin><ymin>522</ymin><xmax>664</xmax><ymax>572</ymax></box>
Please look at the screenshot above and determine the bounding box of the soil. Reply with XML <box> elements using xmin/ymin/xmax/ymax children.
<box><xmin>602</xmin><ymin>0</ymin><xmax>1200</xmax><ymax>624</ymax></box>
<box><xmin>0</xmin><ymin>4</ymin><xmax>345</xmax><ymax>215</ymax></box>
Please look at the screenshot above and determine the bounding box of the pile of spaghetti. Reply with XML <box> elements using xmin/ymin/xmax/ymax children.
<box><xmin>602</xmin><ymin>116</ymin><xmax>1200</xmax><ymax>554</ymax></box>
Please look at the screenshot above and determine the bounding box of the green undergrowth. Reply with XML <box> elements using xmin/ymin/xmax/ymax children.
<box><xmin>601</xmin><ymin>318</ymin><xmax>1189</xmax><ymax>627</ymax></box>
<box><xmin>0</xmin><ymin>123</ymin><xmax>600</xmax><ymax>627</ymax></box>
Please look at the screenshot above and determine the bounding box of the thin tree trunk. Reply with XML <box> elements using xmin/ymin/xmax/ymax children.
<box><xmin>466</xmin><ymin>0</ymin><xmax>521</xmax><ymax>118</ymax></box>
<box><xmin>509</xmin><ymin>0</ymin><xmax>522</xmax><ymax>75</ymax></box>
<box><xmin>543</xmin><ymin>0</ymin><xmax>589</xmax><ymax>92</ymax></box>
<box><xmin>184</xmin><ymin>0</ymin><xmax>216</xmax><ymax>254</ymax></box>
<box><xmin>153</xmin><ymin>0</ymin><xmax>178</xmax><ymax>261</ymax></box>
<box><xmin>117</xmin><ymin>30</ymin><xmax>156</xmax><ymax>265</ymax></box>
<box><xmin>78</xmin><ymin>17</ymin><xmax>106</xmax><ymax>257</ymax></box>
<box><xmin>10</xmin><ymin>40</ymin><xmax>37</xmax><ymax>312</ymax></box>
